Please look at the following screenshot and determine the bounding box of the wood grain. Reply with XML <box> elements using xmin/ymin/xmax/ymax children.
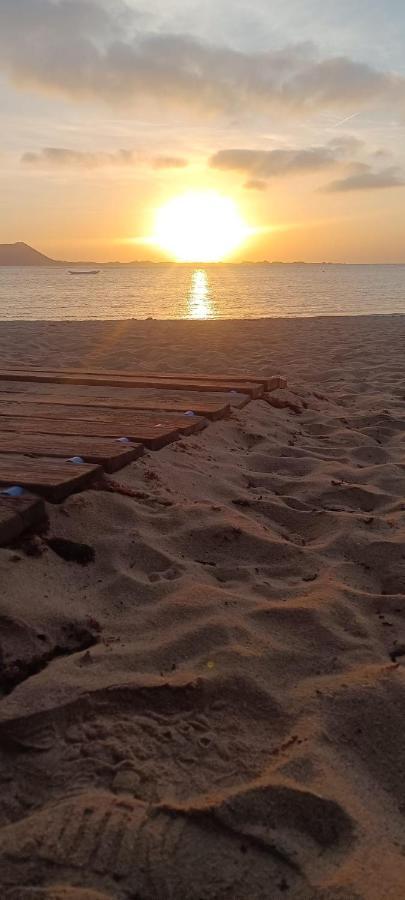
<box><xmin>0</xmin><ymin>404</ymin><xmax>207</xmax><ymax>436</ymax></box>
<box><xmin>0</xmin><ymin>416</ymin><xmax>180</xmax><ymax>450</ymax></box>
<box><xmin>0</xmin><ymin>392</ymin><xmax>230</xmax><ymax>420</ymax></box>
<box><xmin>0</xmin><ymin>457</ymin><xmax>101</xmax><ymax>501</ymax></box>
<box><xmin>0</xmin><ymin>434</ymin><xmax>144</xmax><ymax>473</ymax></box>
<box><xmin>0</xmin><ymin>370</ymin><xmax>263</xmax><ymax>397</ymax></box>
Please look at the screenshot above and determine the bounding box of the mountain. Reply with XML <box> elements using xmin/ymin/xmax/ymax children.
<box><xmin>0</xmin><ymin>242</ymin><xmax>59</xmax><ymax>266</ymax></box>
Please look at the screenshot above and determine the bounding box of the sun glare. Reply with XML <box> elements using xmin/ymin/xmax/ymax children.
<box><xmin>188</xmin><ymin>269</ymin><xmax>213</xmax><ymax>318</ymax></box>
<box><xmin>154</xmin><ymin>191</ymin><xmax>248</xmax><ymax>262</ymax></box>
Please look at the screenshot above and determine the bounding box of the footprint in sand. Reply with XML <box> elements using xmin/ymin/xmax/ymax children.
<box><xmin>148</xmin><ymin>565</ymin><xmax>183</xmax><ymax>583</ymax></box>
<box><xmin>0</xmin><ymin>784</ymin><xmax>354</xmax><ymax>898</ymax></box>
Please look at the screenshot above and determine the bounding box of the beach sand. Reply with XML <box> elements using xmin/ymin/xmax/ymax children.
<box><xmin>1</xmin><ymin>315</ymin><xmax>405</xmax><ymax>898</ymax></box>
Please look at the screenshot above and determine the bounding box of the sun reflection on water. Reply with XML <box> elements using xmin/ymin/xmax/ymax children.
<box><xmin>187</xmin><ymin>269</ymin><xmax>214</xmax><ymax>319</ymax></box>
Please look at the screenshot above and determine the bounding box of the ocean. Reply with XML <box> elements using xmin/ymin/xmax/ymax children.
<box><xmin>0</xmin><ymin>263</ymin><xmax>404</xmax><ymax>320</ymax></box>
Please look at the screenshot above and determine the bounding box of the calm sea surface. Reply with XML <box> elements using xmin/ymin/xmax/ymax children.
<box><xmin>0</xmin><ymin>264</ymin><xmax>404</xmax><ymax>320</ymax></box>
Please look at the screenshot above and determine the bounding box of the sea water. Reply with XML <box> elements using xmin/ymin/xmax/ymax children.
<box><xmin>0</xmin><ymin>263</ymin><xmax>404</xmax><ymax>321</ymax></box>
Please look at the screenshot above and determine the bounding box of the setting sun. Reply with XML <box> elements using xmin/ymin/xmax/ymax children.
<box><xmin>153</xmin><ymin>191</ymin><xmax>249</xmax><ymax>262</ymax></box>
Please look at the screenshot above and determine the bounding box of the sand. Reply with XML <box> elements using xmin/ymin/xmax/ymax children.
<box><xmin>1</xmin><ymin>314</ymin><xmax>405</xmax><ymax>898</ymax></box>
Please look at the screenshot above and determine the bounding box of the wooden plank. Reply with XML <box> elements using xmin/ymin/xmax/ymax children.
<box><xmin>0</xmin><ymin>457</ymin><xmax>101</xmax><ymax>502</ymax></box>
<box><xmin>107</xmin><ymin>373</ymin><xmax>283</xmax><ymax>391</ymax></box>
<box><xmin>0</xmin><ymin>387</ymin><xmax>249</xmax><ymax>410</ymax></box>
<box><xmin>0</xmin><ymin>392</ymin><xmax>230</xmax><ymax>421</ymax></box>
<box><xmin>0</xmin><ymin>494</ymin><xmax>46</xmax><ymax>545</ymax></box>
<box><xmin>0</xmin><ymin>406</ymin><xmax>207</xmax><ymax>437</ymax></box>
<box><xmin>0</xmin><ymin>417</ymin><xmax>180</xmax><ymax>451</ymax></box>
<box><xmin>0</xmin><ymin>370</ymin><xmax>263</xmax><ymax>398</ymax></box>
<box><xmin>0</xmin><ymin>434</ymin><xmax>144</xmax><ymax>474</ymax></box>
<box><xmin>6</xmin><ymin>367</ymin><xmax>285</xmax><ymax>391</ymax></box>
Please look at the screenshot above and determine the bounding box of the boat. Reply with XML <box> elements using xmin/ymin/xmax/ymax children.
<box><xmin>68</xmin><ymin>270</ymin><xmax>100</xmax><ymax>275</ymax></box>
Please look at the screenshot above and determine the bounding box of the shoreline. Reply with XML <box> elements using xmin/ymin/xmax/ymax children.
<box><xmin>0</xmin><ymin>310</ymin><xmax>405</xmax><ymax>325</ymax></box>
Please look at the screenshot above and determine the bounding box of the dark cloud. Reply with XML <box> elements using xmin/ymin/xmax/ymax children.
<box><xmin>282</xmin><ymin>56</ymin><xmax>397</xmax><ymax>107</ymax></box>
<box><xmin>210</xmin><ymin>145</ymin><xmax>338</xmax><ymax>177</ymax></box>
<box><xmin>244</xmin><ymin>179</ymin><xmax>267</xmax><ymax>190</ymax></box>
<box><xmin>323</xmin><ymin>164</ymin><xmax>405</xmax><ymax>192</ymax></box>
<box><xmin>153</xmin><ymin>156</ymin><xmax>189</xmax><ymax>169</ymax></box>
<box><xmin>210</xmin><ymin>138</ymin><xmax>403</xmax><ymax>192</ymax></box>
<box><xmin>21</xmin><ymin>147</ymin><xmax>137</xmax><ymax>168</ymax></box>
<box><xmin>0</xmin><ymin>0</ymin><xmax>403</xmax><ymax>116</ymax></box>
<box><xmin>22</xmin><ymin>147</ymin><xmax>190</xmax><ymax>170</ymax></box>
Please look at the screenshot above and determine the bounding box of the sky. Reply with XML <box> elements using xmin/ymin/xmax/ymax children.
<box><xmin>0</xmin><ymin>0</ymin><xmax>405</xmax><ymax>262</ymax></box>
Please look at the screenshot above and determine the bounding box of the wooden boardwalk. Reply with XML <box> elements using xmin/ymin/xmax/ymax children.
<box><xmin>0</xmin><ymin>368</ymin><xmax>285</xmax><ymax>543</ymax></box>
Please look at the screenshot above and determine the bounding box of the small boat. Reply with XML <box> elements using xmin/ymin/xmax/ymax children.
<box><xmin>68</xmin><ymin>270</ymin><xmax>100</xmax><ymax>275</ymax></box>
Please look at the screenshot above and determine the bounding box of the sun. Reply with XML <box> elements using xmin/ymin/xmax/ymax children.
<box><xmin>153</xmin><ymin>190</ymin><xmax>249</xmax><ymax>262</ymax></box>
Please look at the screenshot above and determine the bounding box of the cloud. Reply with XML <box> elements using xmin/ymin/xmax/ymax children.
<box><xmin>152</xmin><ymin>156</ymin><xmax>189</xmax><ymax>169</ymax></box>
<box><xmin>282</xmin><ymin>56</ymin><xmax>397</xmax><ymax>107</ymax></box>
<box><xmin>244</xmin><ymin>179</ymin><xmax>267</xmax><ymax>190</ymax></box>
<box><xmin>210</xmin><ymin>144</ymin><xmax>341</xmax><ymax>178</ymax></box>
<box><xmin>22</xmin><ymin>147</ymin><xmax>190</xmax><ymax>171</ymax></box>
<box><xmin>327</xmin><ymin>135</ymin><xmax>364</xmax><ymax>156</ymax></box>
<box><xmin>210</xmin><ymin>137</ymin><xmax>403</xmax><ymax>193</ymax></box>
<box><xmin>0</xmin><ymin>0</ymin><xmax>403</xmax><ymax>117</ymax></box>
<box><xmin>323</xmin><ymin>164</ymin><xmax>405</xmax><ymax>192</ymax></box>
<box><xmin>21</xmin><ymin>147</ymin><xmax>137</xmax><ymax>168</ymax></box>
<box><xmin>373</xmin><ymin>147</ymin><xmax>392</xmax><ymax>160</ymax></box>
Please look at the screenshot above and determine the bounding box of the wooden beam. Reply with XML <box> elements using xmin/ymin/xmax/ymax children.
<box><xmin>5</xmin><ymin>366</ymin><xmax>285</xmax><ymax>392</ymax></box>
<box><xmin>0</xmin><ymin>417</ymin><xmax>180</xmax><ymax>450</ymax></box>
<box><xmin>0</xmin><ymin>407</ymin><xmax>207</xmax><ymax>437</ymax></box>
<box><xmin>0</xmin><ymin>434</ymin><xmax>144</xmax><ymax>473</ymax></box>
<box><xmin>0</xmin><ymin>392</ymin><xmax>230</xmax><ymax>421</ymax></box>
<box><xmin>0</xmin><ymin>370</ymin><xmax>263</xmax><ymax>398</ymax></box>
<box><xmin>0</xmin><ymin>494</ymin><xmax>46</xmax><ymax>545</ymax></box>
<box><xmin>0</xmin><ymin>458</ymin><xmax>101</xmax><ymax>502</ymax></box>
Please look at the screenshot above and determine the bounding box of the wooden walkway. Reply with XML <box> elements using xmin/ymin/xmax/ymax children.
<box><xmin>0</xmin><ymin>369</ymin><xmax>285</xmax><ymax>544</ymax></box>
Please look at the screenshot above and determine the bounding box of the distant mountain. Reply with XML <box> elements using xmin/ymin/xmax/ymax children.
<box><xmin>0</xmin><ymin>243</ymin><xmax>342</xmax><ymax>266</ymax></box>
<box><xmin>0</xmin><ymin>242</ymin><xmax>147</xmax><ymax>267</ymax></box>
<box><xmin>0</xmin><ymin>242</ymin><xmax>59</xmax><ymax>266</ymax></box>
